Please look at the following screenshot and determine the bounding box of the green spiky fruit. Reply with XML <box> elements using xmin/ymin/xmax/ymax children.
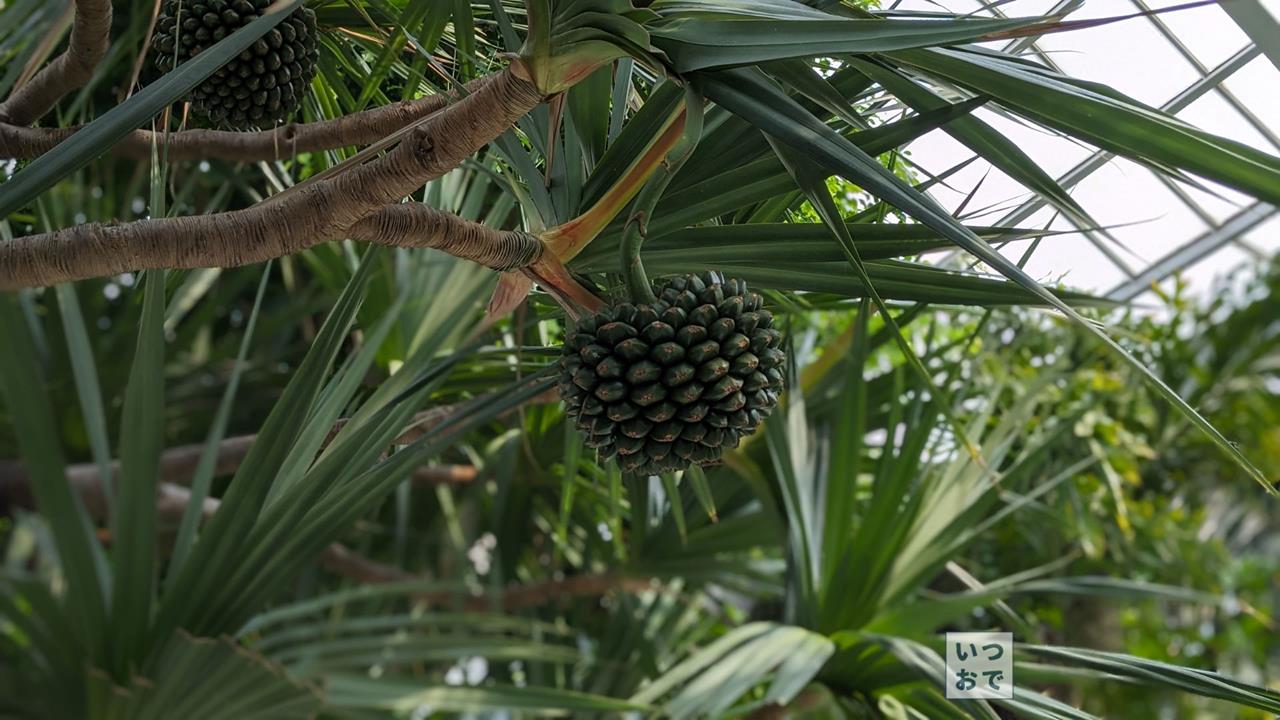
<box><xmin>153</xmin><ymin>0</ymin><xmax>319</xmax><ymax>128</ymax></box>
<box><xmin>559</xmin><ymin>273</ymin><xmax>785</xmax><ymax>475</ymax></box>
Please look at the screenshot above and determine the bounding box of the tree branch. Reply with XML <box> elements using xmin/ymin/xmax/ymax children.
<box><xmin>0</xmin><ymin>430</ymin><xmax>477</xmax><ymax>519</ymax></box>
<box><xmin>351</xmin><ymin>204</ymin><xmax>543</xmax><ymax>272</ymax></box>
<box><xmin>315</xmin><ymin>546</ymin><xmax>656</xmax><ymax>610</ymax></box>
<box><xmin>0</xmin><ymin>422</ymin><xmax>643</xmax><ymax>610</ymax></box>
<box><xmin>0</xmin><ymin>66</ymin><xmax>546</xmax><ymax>290</ymax></box>
<box><xmin>0</xmin><ymin>0</ymin><xmax>113</xmax><ymax>125</ymax></box>
<box><xmin>0</xmin><ymin>77</ymin><xmax>493</xmax><ymax>162</ymax></box>
<box><xmin>464</xmin><ymin>574</ymin><xmax>656</xmax><ymax>612</ymax></box>
<box><xmin>0</xmin><ymin>202</ymin><xmax>542</xmax><ymax>289</ymax></box>
<box><xmin>0</xmin><ymin>388</ymin><xmax>565</xmax><ymax>517</ymax></box>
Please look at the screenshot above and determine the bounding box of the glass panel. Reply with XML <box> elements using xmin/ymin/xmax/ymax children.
<box><xmin>1178</xmin><ymin>92</ymin><xmax>1274</xmax><ymax>154</ymax></box>
<box><xmin>1179</xmin><ymin>243</ymin><xmax>1252</xmax><ymax>297</ymax></box>
<box><xmin>1244</xmin><ymin>216</ymin><xmax>1280</xmax><ymax>255</ymax></box>
<box><xmin>1032</xmin><ymin>17</ymin><xmax>1201</xmax><ymax>107</ymax></box>
<box><xmin>1069</xmin><ymin>158</ymin><xmax>1209</xmax><ymax>266</ymax></box>
<box><xmin>1152</xmin><ymin>1</ymin><xmax>1252</xmax><ymax>69</ymax></box>
<box><xmin>1018</xmin><ymin>227</ymin><xmax>1129</xmax><ymax>292</ymax></box>
<box><xmin>883</xmin><ymin>0</ymin><xmax>1276</xmax><ymax>301</ymax></box>
<box><xmin>1221</xmin><ymin>57</ymin><xmax>1280</xmax><ymax>147</ymax></box>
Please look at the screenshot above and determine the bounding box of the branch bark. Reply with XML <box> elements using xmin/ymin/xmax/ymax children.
<box><xmin>461</xmin><ymin>574</ymin><xmax>655</xmax><ymax>612</ymax></box>
<box><xmin>351</xmin><ymin>204</ymin><xmax>542</xmax><ymax>272</ymax></box>
<box><xmin>0</xmin><ymin>66</ymin><xmax>546</xmax><ymax>290</ymax></box>
<box><xmin>0</xmin><ymin>77</ymin><xmax>493</xmax><ymax>162</ymax></box>
<box><xmin>0</xmin><ymin>404</ymin><xmax>495</xmax><ymax>518</ymax></box>
<box><xmin>0</xmin><ymin>388</ymin><xmax>566</xmax><ymax>517</ymax></box>
<box><xmin>0</xmin><ymin>202</ymin><xmax>542</xmax><ymax>289</ymax></box>
<box><xmin>0</xmin><ymin>0</ymin><xmax>113</xmax><ymax>125</ymax></box>
<box><xmin>0</xmin><ymin>423</ymin><xmax>643</xmax><ymax>610</ymax></box>
<box><xmin>316</xmin><ymin>547</ymin><xmax>655</xmax><ymax>611</ymax></box>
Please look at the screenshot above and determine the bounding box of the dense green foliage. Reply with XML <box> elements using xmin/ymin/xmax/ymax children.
<box><xmin>0</xmin><ymin>0</ymin><xmax>1277</xmax><ymax>717</ymax></box>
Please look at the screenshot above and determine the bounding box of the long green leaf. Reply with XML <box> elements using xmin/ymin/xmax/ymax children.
<box><xmin>0</xmin><ymin>295</ymin><xmax>107</xmax><ymax>663</ymax></box>
<box><xmin>627</xmin><ymin>97</ymin><xmax>988</xmax><ymax>239</ymax></box>
<box><xmin>212</xmin><ymin>279</ymin><xmax>492</xmax><ymax>632</ymax></box>
<box><xmin>888</xmin><ymin>47</ymin><xmax>1280</xmax><ymax>206</ymax></box>
<box><xmin>648</xmin><ymin>12</ymin><xmax>1058</xmax><ymax>71</ymax></box>
<box><xmin>821</xmin><ymin>299</ymin><xmax>868</xmax><ymax>599</ymax></box>
<box><xmin>1023</xmin><ymin>646</ymin><xmax>1280</xmax><ymax>714</ymax></box>
<box><xmin>218</xmin><ymin>375</ymin><xmax>557</xmax><ymax>633</ymax></box>
<box><xmin>153</xmin><ymin>250</ymin><xmax>376</xmax><ymax>641</ymax></box>
<box><xmin>696</xmin><ymin>66</ymin><xmax>1273</xmax><ymax>494</ymax></box>
<box><xmin>576</xmin><ymin>223</ymin><xmax>1054</xmax><ymax>271</ymax></box>
<box><xmin>54</xmin><ymin>285</ymin><xmax>115</xmax><ymax>515</ymax></box>
<box><xmin>770</xmin><ymin>134</ymin><xmax>984</xmax><ymax>491</ymax></box>
<box><xmin>167</xmin><ymin>263</ymin><xmax>273</xmax><ymax>582</ymax></box>
<box><xmin>647</xmin><ymin>260</ymin><xmax>1098</xmax><ymax>305</ymax></box>
<box><xmin>107</xmin><ymin>270</ymin><xmax>167</xmax><ymax>677</ymax></box>
<box><xmin>849</xmin><ymin>57</ymin><xmax>1097</xmax><ymax>229</ymax></box>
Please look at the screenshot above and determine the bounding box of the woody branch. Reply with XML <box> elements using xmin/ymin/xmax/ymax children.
<box><xmin>0</xmin><ymin>67</ymin><xmax>547</xmax><ymax>289</ymax></box>
<box><xmin>0</xmin><ymin>76</ymin><xmax>495</xmax><ymax>162</ymax></box>
<box><xmin>0</xmin><ymin>0</ymin><xmax>498</xmax><ymax>164</ymax></box>
<box><xmin>0</xmin><ymin>0</ymin><xmax>568</xmax><ymax>292</ymax></box>
<box><xmin>0</xmin><ymin>201</ymin><xmax>545</xmax><ymax>289</ymax></box>
<box><xmin>0</xmin><ymin>0</ymin><xmax>113</xmax><ymax>125</ymax></box>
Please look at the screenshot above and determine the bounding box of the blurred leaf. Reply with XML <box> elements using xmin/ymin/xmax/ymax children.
<box><xmin>89</xmin><ymin>631</ymin><xmax>322</xmax><ymax>720</ymax></box>
<box><xmin>1023</xmin><ymin>645</ymin><xmax>1280</xmax><ymax>714</ymax></box>
<box><xmin>633</xmin><ymin>622</ymin><xmax>835</xmax><ymax>718</ymax></box>
<box><xmin>0</xmin><ymin>295</ymin><xmax>107</xmax><ymax>663</ymax></box>
<box><xmin>107</xmin><ymin>269</ymin><xmax>166</xmax><ymax>677</ymax></box>
<box><xmin>328</xmin><ymin>677</ymin><xmax>650</xmax><ymax>716</ymax></box>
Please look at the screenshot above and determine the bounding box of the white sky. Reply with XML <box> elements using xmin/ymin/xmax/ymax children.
<box><xmin>890</xmin><ymin>0</ymin><xmax>1280</xmax><ymax>302</ymax></box>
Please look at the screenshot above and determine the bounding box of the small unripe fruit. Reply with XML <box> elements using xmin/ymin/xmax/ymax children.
<box><xmin>153</xmin><ymin>1</ymin><xmax>319</xmax><ymax>128</ymax></box>
<box><xmin>558</xmin><ymin>273</ymin><xmax>785</xmax><ymax>475</ymax></box>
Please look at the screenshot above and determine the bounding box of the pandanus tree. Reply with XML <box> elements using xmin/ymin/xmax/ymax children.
<box><xmin>0</xmin><ymin>0</ymin><xmax>1277</xmax><ymax>717</ymax></box>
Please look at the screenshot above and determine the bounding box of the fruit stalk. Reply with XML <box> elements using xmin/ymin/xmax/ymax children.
<box><xmin>620</xmin><ymin>85</ymin><xmax>705</xmax><ymax>305</ymax></box>
<box><xmin>540</xmin><ymin>101</ymin><xmax>687</xmax><ymax>263</ymax></box>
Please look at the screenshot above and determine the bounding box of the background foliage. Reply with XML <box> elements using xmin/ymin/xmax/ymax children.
<box><xmin>1</xmin><ymin>0</ymin><xmax>1277</xmax><ymax>717</ymax></box>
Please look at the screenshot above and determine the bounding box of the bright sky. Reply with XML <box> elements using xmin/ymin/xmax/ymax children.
<box><xmin>891</xmin><ymin>0</ymin><xmax>1280</xmax><ymax>303</ymax></box>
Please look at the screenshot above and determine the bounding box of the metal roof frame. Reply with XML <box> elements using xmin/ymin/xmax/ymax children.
<box><xmin>902</xmin><ymin>0</ymin><xmax>1278</xmax><ymax>300</ymax></box>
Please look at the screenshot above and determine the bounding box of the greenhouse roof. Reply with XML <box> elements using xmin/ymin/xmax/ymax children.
<box><xmin>892</xmin><ymin>0</ymin><xmax>1280</xmax><ymax>303</ymax></box>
